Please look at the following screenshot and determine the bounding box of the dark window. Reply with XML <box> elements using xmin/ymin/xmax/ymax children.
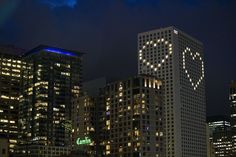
<box><xmin>133</xmin><ymin>78</ymin><xmax>140</xmax><ymax>87</ymax></box>
<box><xmin>2</xmin><ymin>148</ymin><xmax>6</xmax><ymax>154</ymax></box>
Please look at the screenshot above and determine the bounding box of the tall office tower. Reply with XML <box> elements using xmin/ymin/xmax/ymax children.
<box><xmin>0</xmin><ymin>45</ymin><xmax>24</xmax><ymax>155</ymax></box>
<box><xmin>101</xmin><ymin>75</ymin><xmax>164</xmax><ymax>157</ymax></box>
<box><xmin>207</xmin><ymin>116</ymin><xmax>232</xmax><ymax>157</ymax></box>
<box><xmin>71</xmin><ymin>78</ymin><xmax>106</xmax><ymax>157</ymax></box>
<box><xmin>71</xmin><ymin>94</ymin><xmax>96</xmax><ymax>157</ymax></box>
<box><xmin>82</xmin><ymin>78</ymin><xmax>106</xmax><ymax>156</ymax></box>
<box><xmin>230</xmin><ymin>81</ymin><xmax>236</xmax><ymax>155</ymax></box>
<box><xmin>138</xmin><ymin>26</ymin><xmax>206</xmax><ymax>157</ymax></box>
<box><xmin>17</xmin><ymin>45</ymin><xmax>82</xmax><ymax>157</ymax></box>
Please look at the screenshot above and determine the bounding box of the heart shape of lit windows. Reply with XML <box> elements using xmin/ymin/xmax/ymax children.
<box><xmin>183</xmin><ymin>47</ymin><xmax>204</xmax><ymax>90</ymax></box>
<box><xmin>139</xmin><ymin>38</ymin><xmax>173</xmax><ymax>71</ymax></box>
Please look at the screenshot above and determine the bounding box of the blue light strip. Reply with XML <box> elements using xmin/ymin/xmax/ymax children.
<box><xmin>44</xmin><ymin>48</ymin><xmax>77</xmax><ymax>57</ymax></box>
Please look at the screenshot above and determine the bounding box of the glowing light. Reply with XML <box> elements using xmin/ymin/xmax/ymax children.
<box><xmin>139</xmin><ymin>38</ymin><xmax>173</xmax><ymax>71</ymax></box>
<box><xmin>174</xmin><ymin>30</ymin><xmax>178</xmax><ymax>34</ymax></box>
<box><xmin>182</xmin><ymin>47</ymin><xmax>204</xmax><ymax>90</ymax></box>
<box><xmin>44</xmin><ymin>48</ymin><xmax>77</xmax><ymax>57</ymax></box>
<box><xmin>76</xmin><ymin>137</ymin><xmax>92</xmax><ymax>145</ymax></box>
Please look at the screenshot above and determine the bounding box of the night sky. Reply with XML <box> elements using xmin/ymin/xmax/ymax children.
<box><xmin>0</xmin><ymin>0</ymin><xmax>236</xmax><ymax>116</ymax></box>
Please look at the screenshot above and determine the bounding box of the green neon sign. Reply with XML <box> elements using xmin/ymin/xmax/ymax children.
<box><xmin>76</xmin><ymin>137</ymin><xmax>92</xmax><ymax>145</ymax></box>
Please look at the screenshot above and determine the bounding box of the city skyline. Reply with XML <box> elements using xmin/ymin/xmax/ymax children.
<box><xmin>0</xmin><ymin>1</ymin><xmax>235</xmax><ymax>117</ymax></box>
<box><xmin>1</xmin><ymin>1</ymin><xmax>236</xmax><ymax>156</ymax></box>
<box><xmin>1</xmin><ymin>26</ymin><xmax>209</xmax><ymax>157</ymax></box>
<box><xmin>0</xmin><ymin>29</ymin><xmax>233</xmax><ymax>157</ymax></box>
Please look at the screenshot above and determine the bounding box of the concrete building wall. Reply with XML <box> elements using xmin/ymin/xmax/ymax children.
<box><xmin>138</xmin><ymin>26</ymin><xmax>206</xmax><ymax>157</ymax></box>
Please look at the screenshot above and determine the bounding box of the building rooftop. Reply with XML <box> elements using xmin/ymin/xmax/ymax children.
<box><xmin>22</xmin><ymin>45</ymin><xmax>84</xmax><ymax>57</ymax></box>
<box><xmin>138</xmin><ymin>26</ymin><xmax>203</xmax><ymax>45</ymax></box>
<box><xmin>230</xmin><ymin>80</ymin><xmax>236</xmax><ymax>88</ymax></box>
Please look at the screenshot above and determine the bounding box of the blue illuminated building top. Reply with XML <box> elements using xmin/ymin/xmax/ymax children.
<box><xmin>44</xmin><ymin>48</ymin><xmax>77</xmax><ymax>57</ymax></box>
<box><xmin>22</xmin><ymin>45</ymin><xmax>83</xmax><ymax>57</ymax></box>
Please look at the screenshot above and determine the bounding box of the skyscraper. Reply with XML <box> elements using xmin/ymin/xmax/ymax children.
<box><xmin>17</xmin><ymin>45</ymin><xmax>82</xmax><ymax>157</ymax></box>
<box><xmin>207</xmin><ymin>116</ymin><xmax>232</xmax><ymax>157</ymax></box>
<box><xmin>70</xmin><ymin>78</ymin><xmax>108</xmax><ymax>156</ymax></box>
<box><xmin>0</xmin><ymin>45</ymin><xmax>24</xmax><ymax>155</ymax></box>
<box><xmin>138</xmin><ymin>26</ymin><xmax>206</xmax><ymax>157</ymax></box>
<box><xmin>101</xmin><ymin>75</ymin><xmax>164</xmax><ymax>157</ymax></box>
<box><xmin>71</xmin><ymin>94</ymin><xmax>96</xmax><ymax>157</ymax></box>
<box><xmin>206</xmin><ymin>123</ymin><xmax>215</xmax><ymax>157</ymax></box>
<box><xmin>230</xmin><ymin>81</ymin><xmax>236</xmax><ymax>156</ymax></box>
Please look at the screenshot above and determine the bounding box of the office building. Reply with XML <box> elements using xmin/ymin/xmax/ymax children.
<box><xmin>207</xmin><ymin>116</ymin><xmax>231</xmax><ymax>137</ymax></box>
<box><xmin>212</xmin><ymin>127</ymin><xmax>232</xmax><ymax>157</ymax></box>
<box><xmin>138</xmin><ymin>26</ymin><xmax>206</xmax><ymax>157</ymax></box>
<box><xmin>71</xmin><ymin>78</ymin><xmax>106</xmax><ymax>156</ymax></box>
<box><xmin>206</xmin><ymin>123</ymin><xmax>215</xmax><ymax>157</ymax></box>
<box><xmin>230</xmin><ymin>81</ymin><xmax>236</xmax><ymax>156</ymax></box>
<box><xmin>207</xmin><ymin>116</ymin><xmax>232</xmax><ymax>157</ymax></box>
<box><xmin>71</xmin><ymin>94</ymin><xmax>96</xmax><ymax>156</ymax></box>
<box><xmin>101</xmin><ymin>75</ymin><xmax>164</xmax><ymax>157</ymax></box>
<box><xmin>17</xmin><ymin>45</ymin><xmax>83</xmax><ymax>157</ymax></box>
<box><xmin>0</xmin><ymin>45</ymin><xmax>24</xmax><ymax>155</ymax></box>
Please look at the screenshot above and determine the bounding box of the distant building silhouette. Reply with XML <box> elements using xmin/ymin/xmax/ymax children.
<box><xmin>230</xmin><ymin>81</ymin><xmax>236</xmax><ymax>156</ymax></box>
<box><xmin>207</xmin><ymin>116</ymin><xmax>232</xmax><ymax>157</ymax></box>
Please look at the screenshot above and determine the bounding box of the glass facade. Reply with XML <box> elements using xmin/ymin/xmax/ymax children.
<box><xmin>0</xmin><ymin>46</ymin><xmax>23</xmax><ymax>155</ymax></box>
<box><xmin>17</xmin><ymin>46</ymin><xmax>82</xmax><ymax>156</ymax></box>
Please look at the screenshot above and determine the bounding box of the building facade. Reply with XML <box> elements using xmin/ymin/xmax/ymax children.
<box><xmin>0</xmin><ymin>45</ymin><xmax>24</xmax><ymax>155</ymax></box>
<box><xmin>206</xmin><ymin>123</ymin><xmax>215</xmax><ymax>157</ymax></box>
<box><xmin>230</xmin><ymin>81</ymin><xmax>236</xmax><ymax>156</ymax></box>
<box><xmin>207</xmin><ymin>116</ymin><xmax>232</xmax><ymax>157</ymax></box>
<box><xmin>71</xmin><ymin>94</ymin><xmax>96</xmax><ymax>156</ymax></box>
<box><xmin>138</xmin><ymin>26</ymin><xmax>207</xmax><ymax>157</ymax></box>
<box><xmin>17</xmin><ymin>45</ymin><xmax>82</xmax><ymax>157</ymax></box>
<box><xmin>101</xmin><ymin>75</ymin><xmax>164</xmax><ymax>157</ymax></box>
<box><xmin>0</xmin><ymin>138</ymin><xmax>9</xmax><ymax>157</ymax></box>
